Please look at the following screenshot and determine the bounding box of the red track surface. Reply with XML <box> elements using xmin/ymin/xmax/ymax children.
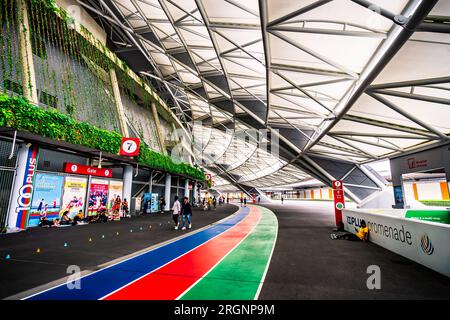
<box><xmin>103</xmin><ymin>206</ymin><xmax>261</xmax><ymax>300</ymax></box>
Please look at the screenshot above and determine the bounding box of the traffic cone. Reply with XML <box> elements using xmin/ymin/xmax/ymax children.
<box><xmin>102</xmin><ymin>235</ymin><xmax>105</xmax><ymax>239</ymax></box>
<box><xmin>64</xmin><ymin>242</ymin><xmax>68</xmax><ymax>247</ymax></box>
<box><xmin>36</xmin><ymin>248</ymin><xmax>41</xmax><ymax>254</ymax></box>
<box><xmin>5</xmin><ymin>254</ymin><xmax>11</xmax><ymax>260</ymax></box>
<box><xmin>130</xmin><ymin>229</ymin><xmax>133</xmax><ymax>233</ymax></box>
<box><xmin>116</xmin><ymin>232</ymin><xmax>119</xmax><ymax>236</ymax></box>
<box><xmin>89</xmin><ymin>238</ymin><xmax>92</xmax><ymax>242</ymax></box>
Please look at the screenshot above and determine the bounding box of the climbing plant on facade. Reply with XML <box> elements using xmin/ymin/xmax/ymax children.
<box><xmin>0</xmin><ymin>93</ymin><xmax>205</xmax><ymax>180</ymax></box>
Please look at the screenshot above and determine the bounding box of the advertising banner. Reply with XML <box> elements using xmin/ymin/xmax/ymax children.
<box><xmin>28</xmin><ymin>173</ymin><xmax>64</xmax><ymax>226</ymax></box>
<box><xmin>88</xmin><ymin>178</ymin><xmax>109</xmax><ymax>215</ymax></box>
<box><xmin>7</xmin><ymin>144</ymin><xmax>39</xmax><ymax>230</ymax></box>
<box><xmin>343</xmin><ymin>209</ymin><xmax>450</xmax><ymax>277</ymax></box>
<box><xmin>61</xmin><ymin>176</ymin><xmax>87</xmax><ymax>219</ymax></box>
<box><xmin>107</xmin><ymin>180</ymin><xmax>123</xmax><ymax>210</ymax></box>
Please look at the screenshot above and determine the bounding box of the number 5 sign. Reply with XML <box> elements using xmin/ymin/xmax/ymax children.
<box><xmin>120</xmin><ymin>138</ymin><xmax>140</xmax><ymax>157</ymax></box>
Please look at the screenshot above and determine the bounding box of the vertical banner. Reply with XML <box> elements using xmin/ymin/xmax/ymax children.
<box><xmin>7</xmin><ymin>144</ymin><xmax>39</xmax><ymax>230</ymax></box>
<box><xmin>332</xmin><ymin>180</ymin><xmax>345</xmax><ymax>228</ymax></box>
<box><xmin>88</xmin><ymin>178</ymin><xmax>109</xmax><ymax>215</ymax></box>
<box><xmin>61</xmin><ymin>176</ymin><xmax>87</xmax><ymax>219</ymax></box>
<box><xmin>29</xmin><ymin>173</ymin><xmax>64</xmax><ymax>226</ymax></box>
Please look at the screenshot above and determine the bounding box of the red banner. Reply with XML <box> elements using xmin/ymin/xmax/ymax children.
<box><xmin>332</xmin><ymin>180</ymin><xmax>345</xmax><ymax>228</ymax></box>
<box><xmin>64</xmin><ymin>163</ymin><xmax>113</xmax><ymax>178</ymax></box>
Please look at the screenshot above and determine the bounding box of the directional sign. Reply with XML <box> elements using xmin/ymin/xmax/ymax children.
<box><xmin>332</xmin><ymin>180</ymin><xmax>345</xmax><ymax>228</ymax></box>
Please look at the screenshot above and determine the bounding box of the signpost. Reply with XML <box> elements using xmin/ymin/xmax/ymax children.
<box><xmin>332</xmin><ymin>180</ymin><xmax>345</xmax><ymax>228</ymax></box>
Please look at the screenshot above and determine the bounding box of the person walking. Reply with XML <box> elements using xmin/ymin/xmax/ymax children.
<box><xmin>172</xmin><ymin>196</ymin><xmax>181</xmax><ymax>230</ymax></box>
<box><xmin>243</xmin><ymin>197</ymin><xmax>247</xmax><ymax>207</ymax></box>
<box><xmin>281</xmin><ymin>196</ymin><xmax>284</xmax><ymax>204</ymax></box>
<box><xmin>258</xmin><ymin>196</ymin><xmax>261</xmax><ymax>204</ymax></box>
<box><xmin>159</xmin><ymin>196</ymin><xmax>166</xmax><ymax>213</ymax></box>
<box><xmin>240</xmin><ymin>197</ymin><xmax>243</xmax><ymax>207</ymax></box>
<box><xmin>180</xmin><ymin>197</ymin><xmax>192</xmax><ymax>230</ymax></box>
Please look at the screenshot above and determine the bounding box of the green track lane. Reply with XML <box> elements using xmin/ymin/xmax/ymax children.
<box><xmin>180</xmin><ymin>206</ymin><xmax>278</xmax><ymax>300</ymax></box>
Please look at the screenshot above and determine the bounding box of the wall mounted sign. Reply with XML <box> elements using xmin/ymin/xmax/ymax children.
<box><xmin>120</xmin><ymin>137</ymin><xmax>140</xmax><ymax>157</ymax></box>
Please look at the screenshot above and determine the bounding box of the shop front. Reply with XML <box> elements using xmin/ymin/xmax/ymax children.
<box><xmin>15</xmin><ymin>146</ymin><xmax>125</xmax><ymax>228</ymax></box>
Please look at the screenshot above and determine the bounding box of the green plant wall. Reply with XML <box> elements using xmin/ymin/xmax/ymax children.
<box><xmin>0</xmin><ymin>94</ymin><xmax>204</xmax><ymax>181</ymax></box>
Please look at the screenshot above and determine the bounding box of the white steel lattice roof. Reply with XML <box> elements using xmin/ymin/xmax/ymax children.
<box><xmin>81</xmin><ymin>0</ymin><xmax>450</xmax><ymax>191</ymax></box>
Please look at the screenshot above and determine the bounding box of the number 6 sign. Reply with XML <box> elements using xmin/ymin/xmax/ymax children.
<box><xmin>120</xmin><ymin>138</ymin><xmax>140</xmax><ymax>156</ymax></box>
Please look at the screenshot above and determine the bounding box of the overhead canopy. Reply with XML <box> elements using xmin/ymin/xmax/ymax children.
<box><xmin>81</xmin><ymin>0</ymin><xmax>450</xmax><ymax>193</ymax></box>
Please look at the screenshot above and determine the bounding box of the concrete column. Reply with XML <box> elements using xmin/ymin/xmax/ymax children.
<box><xmin>110</xmin><ymin>68</ymin><xmax>130</xmax><ymax>137</ymax></box>
<box><xmin>7</xmin><ymin>143</ymin><xmax>39</xmax><ymax>231</ymax></box>
<box><xmin>164</xmin><ymin>173</ymin><xmax>171</xmax><ymax>211</ymax></box>
<box><xmin>123</xmin><ymin>165</ymin><xmax>133</xmax><ymax>213</ymax></box>
<box><xmin>151</xmin><ymin>101</ymin><xmax>167</xmax><ymax>155</ymax></box>
<box><xmin>184</xmin><ymin>179</ymin><xmax>190</xmax><ymax>199</ymax></box>
<box><xmin>193</xmin><ymin>181</ymin><xmax>198</xmax><ymax>203</ymax></box>
<box><xmin>17</xmin><ymin>0</ymin><xmax>38</xmax><ymax>104</ymax></box>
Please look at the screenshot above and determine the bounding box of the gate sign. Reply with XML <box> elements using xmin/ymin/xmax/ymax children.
<box><xmin>332</xmin><ymin>180</ymin><xmax>345</xmax><ymax>228</ymax></box>
<box><xmin>120</xmin><ymin>138</ymin><xmax>140</xmax><ymax>157</ymax></box>
<box><xmin>64</xmin><ymin>162</ymin><xmax>113</xmax><ymax>178</ymax></box>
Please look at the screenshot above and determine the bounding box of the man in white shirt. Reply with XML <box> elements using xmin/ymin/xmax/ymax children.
<box><xmin>172</xmin><ymin>196</ymin><xmax>181</xmax><ymax>230</ymax></box>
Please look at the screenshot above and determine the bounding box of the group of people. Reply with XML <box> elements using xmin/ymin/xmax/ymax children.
<box><xmin>38</xmin><ymin>197</ymin><xmax>130</xmax><ymax>228</ymax></box>
<box><xmin>171</xmin><ymin>196</ymin><xmax>193</xmax><ymax>230</ymax></box>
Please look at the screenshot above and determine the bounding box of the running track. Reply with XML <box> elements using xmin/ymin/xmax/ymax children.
<box><xmin>25</xmin><ymin>205</ymin><xmax>277</xmax><ymax>300</ymax></box>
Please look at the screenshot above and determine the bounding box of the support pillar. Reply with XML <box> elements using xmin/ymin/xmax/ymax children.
<box><xmin>164</xmin><ymin>173</ymin><xmax>171</xmax><ymax>211</ymax></box>
<box><xmin>123</xmin><ymin>165</ymin><xmax>133</xmax><ymax>214</ymax></box>
<box><xmin>151</xmin><ymin>101</ymin><xmax>167</xmax><ymax>155</ymax></box>
<box><xmin>110</xmin><ymin>68</ymin><xmax>130</xmax><ymax>137</ymax></box>
<box><xmin>184</xmin><ymin>179</ymin><xmax>190</xmax><ymax>199</ymax></box>
<box><xmin>7</xmin><ymin>143</ymin><xmax>39</xmax><ymax>231</ymax></box>
<box><xmin>17</xmin><ymin>0</ymin><xmax>38</xmax><ymax>104</ymax></box>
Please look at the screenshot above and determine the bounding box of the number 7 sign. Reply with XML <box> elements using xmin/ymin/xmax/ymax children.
<box><xmin>120</xmin><ymin>138</ymin><xmax>140</xmax><ymax>156</ymax></box>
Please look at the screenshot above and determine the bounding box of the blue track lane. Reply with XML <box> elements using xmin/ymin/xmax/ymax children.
<box><xmin>27</xmin><ymin>207</ymin><xmax>249</xmax><ymax>300</ymax></box>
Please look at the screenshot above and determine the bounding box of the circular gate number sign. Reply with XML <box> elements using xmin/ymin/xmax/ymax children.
<box><xmin>120</xmin><ymin>138</ymin><xmax>140</xmax><ymax>156</ymax></box>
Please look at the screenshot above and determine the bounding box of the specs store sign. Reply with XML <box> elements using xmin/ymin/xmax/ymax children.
<box><xmin>64</xmin><ymin>163</ymin><xmax>113</xmax><ymax>178</ymax></box>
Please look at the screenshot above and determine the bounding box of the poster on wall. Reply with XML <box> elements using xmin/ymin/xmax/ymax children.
<box><xmin>88</xmin><ymin>178</ymin><xmax>109</xmax><ymax>216</ymax></box>
<box><xmin>107</xmin><ymin>180</ymin><xmax>123</xmax><ymax>211</ymax></box>
<box><xmin>28</xmin><ymin>173</ymin><xmax>64</xmax><ymax>227</ymax></box>
<box><xmin>61</xmin><ymin>176</ymin><xmax>87</xmax><ymax>219</ymax></box>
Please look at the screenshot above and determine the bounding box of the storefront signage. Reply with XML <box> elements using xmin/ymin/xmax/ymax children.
<box><xmin>120</xmin><ymin>138</ymin><xmax>140</xmax><ymax>157</ymax></box>
<box><xmin>64</xmin><ymin>162</ymin><xmax>112</xmax><ymax>178</ymax></box>
<box><xmin>407</xmin><ymin>157</ymin><xmax>428</xmax><ymax>170</ymax></box>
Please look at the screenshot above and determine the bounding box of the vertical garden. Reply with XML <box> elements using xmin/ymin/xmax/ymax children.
<box><xmin>0</xmin><ymin>0</ymin><xmax>204</xmax><ymax>181</ymax></box>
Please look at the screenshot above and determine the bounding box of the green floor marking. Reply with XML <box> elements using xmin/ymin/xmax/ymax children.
<box><xmin>180</xmin><ymin>206</ymin><xmax>278</xmax><ymax>300</ymax></box>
